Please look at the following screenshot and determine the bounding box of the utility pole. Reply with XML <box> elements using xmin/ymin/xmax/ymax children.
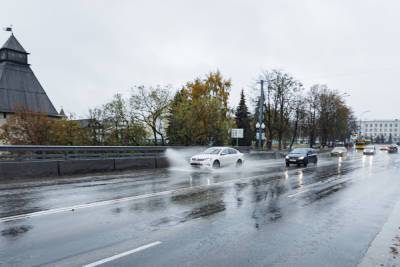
<box><xmin>258</xmin><ymin>80</ymin><xmax>265</xmax><ymax>150</ymax></box>
<box><xmin>266</xmin><ymin>81</ymin><xmax>271</xmax><ymax>150</ymax></box>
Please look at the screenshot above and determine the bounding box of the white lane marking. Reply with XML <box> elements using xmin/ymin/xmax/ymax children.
<box><xmin>287</xmin><ymin>190</ymin><xmax>310</xmax><ymax>198</ymax></box>
<box><xmin>0</xmin><ymin>173</ymin><xmax>271</xmax><ymax>223</ymax></box>
<box><xmin>82</xmin><ymin>241</ymin><xmax>162</xmax><ymax>267</ymax></box>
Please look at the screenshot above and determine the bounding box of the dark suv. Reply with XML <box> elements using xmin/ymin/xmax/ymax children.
<box><xmin>388</xmin><ymin>144</ymin><xmax>398</xmax><ymax>153</ymax></box>
<box><xmin>285</xmin><ymin>148</ymin><xmax>318</xmax><ymax>167</ymax></box>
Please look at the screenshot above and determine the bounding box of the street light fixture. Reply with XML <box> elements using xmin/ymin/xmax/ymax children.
<box><xmin>256</xmin><ymin>122</ymin><xmax>265</xmax><ymax>129</ymax></box>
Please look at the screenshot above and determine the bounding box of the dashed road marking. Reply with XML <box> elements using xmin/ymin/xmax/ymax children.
<box><xmin>82</xmin><ymin>241</ymin><xmax>162</xmax><ymax>267</ymax></box>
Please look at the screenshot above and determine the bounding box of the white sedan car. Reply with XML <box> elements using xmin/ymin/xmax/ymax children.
<box><xmin>331</xmin><ymin>147</ymin><xmax>347</xmax><ymax>157</ymax></box>
<box><xmin>190</xmin><ymin>147</ymin><xmax>244</xmax><ymax>169</ymax></box>
<box><xmin>363</xmin><ymin>145</ymin><xmax>376</xmax><ymax>155</ymax></box>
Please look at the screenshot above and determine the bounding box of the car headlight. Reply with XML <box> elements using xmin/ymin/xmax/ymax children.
<box><xmin>299</xmin><ymin>156</ymin><xmax>304</xmax><ymax>160</ymax></box>
<box><xmin>285</xmin><ymin>156</ymin><xmax>289</xmax><ymax>159</ymax></box>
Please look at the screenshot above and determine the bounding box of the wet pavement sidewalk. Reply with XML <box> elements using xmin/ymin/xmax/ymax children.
<box><xmin>360</xmin><ymin>194</ymin><xmax>400</xmax><ymax>267</ymax></box>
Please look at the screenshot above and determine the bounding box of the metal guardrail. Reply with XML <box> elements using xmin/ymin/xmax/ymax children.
<box><xmin>0</xmin><ymin>145</ymin><xmax>167</xmax><ymax>152</ymax></box>
<box><xmin>0</xmin><ymin>145</ymin><xmax>170</xmax><ymax>161</ymax></box>
<box><xmin>0</xmin><ymin>145</ymin><xmax>252</xmax><ymax>162</ymax></box>
<box><xmin>0</xmin><ymin>145</ymin><xmax>255</xmax><ymax>162</ymax></box>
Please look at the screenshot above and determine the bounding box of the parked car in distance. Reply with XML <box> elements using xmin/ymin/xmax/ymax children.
<box><xmin>331</xmin><ymin>147</ymin><xmax>347</xmax><ymax>157</ymax></box>
<box><xmin>335</xmin><ymin>141</ymin><xmax>345</xmax><ymax>147</ymax></box>
<box><xmin>380</xmin><ymin>146</ymin><xmax>388</xmax><ymax>151</ymax></box>
<box><xmin>388</xmin><ymin>144</ymin><xmax>399</xmax><ymax>153</ymax></box>
<box><xmin>190</xmin><ymin>147</ymin><xmax>244</xmax><ymax>169</ymax></box>
<box><xmin>363</xmin><ymin>145</ymin><xmax>376</xmax><ymax>155</ymax></box>
<box><xmin>285</xmin><ymin>148</ymin><xmax>318</xmax><ymax>167</ymax></box>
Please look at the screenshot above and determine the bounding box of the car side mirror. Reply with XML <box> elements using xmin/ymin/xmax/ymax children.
<box><xmin>221</xmin><ymin>153</ymin><xmax>227</xmax><ymax>156</ymax></box>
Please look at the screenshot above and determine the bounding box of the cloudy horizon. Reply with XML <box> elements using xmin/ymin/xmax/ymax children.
<box><xmin>1</xmin><ymin>0</ymin><xmax>399</xmax><ymax>120</ymax></box>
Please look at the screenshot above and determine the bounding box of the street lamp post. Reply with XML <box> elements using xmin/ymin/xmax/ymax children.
<box><xmin>257</xmin><ymin>80</ymin><xmax>266</xmax><ymax>150</ymax></box>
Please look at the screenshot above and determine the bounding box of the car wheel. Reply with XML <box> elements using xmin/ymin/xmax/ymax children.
<box><xmin>212</xmin><ymin>160</ymin><xmax>220</xmax><ymax>169</ymax></box>
<box><xmin>314</xmin><ymin>157</ymin><xmax>318</xmax><ymax>164</ymax></box>
<box><xmin>303</xmin><ymin>160</ymin><xmax>309</xmax><ymax>167</ymax></box>
<box><xmin>236</xmin><ymin>159</ymin><xmax>243</xmax><ymax>168</ymax></box>
<box><xmin>286</xmin><ymin>162</ymin><xmax>290</xmax><ymax>167</ymax></box>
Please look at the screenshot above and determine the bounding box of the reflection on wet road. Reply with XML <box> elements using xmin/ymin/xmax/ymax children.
<box><xmin>1</xmin><ymin>150</ymin><xmax>399</xmax><ymax>266</ymax></box>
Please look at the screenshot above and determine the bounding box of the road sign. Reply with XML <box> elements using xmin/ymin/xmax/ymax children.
<box><xmin>231</xmin><ymin>128</ymin><xmax>244</xmax><ymax>139</ymax></box>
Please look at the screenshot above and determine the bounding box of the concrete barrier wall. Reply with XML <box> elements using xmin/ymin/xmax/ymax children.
<box><xmin>115</xmin><ymin>157</ymin><xmax>156</xmax><ymax>170</ymax></box>
<box><xmin>59</xmin><ymin>159</ymin><xmax>115</xmax><ymax>176</ymax></box>
<box><xmin>155</xmin><ymin>157</ymin><xmax>169</xmax><ymax>168</ymax></box>
<box><xmin>0</xmin><ymin>161</ymin><xmax>59</xmax><ymax>180</ymax></box>
<box><xmin>0</xmin><ymin>156</ymin><xmax>169</xmax><ymax>180</ymax></box>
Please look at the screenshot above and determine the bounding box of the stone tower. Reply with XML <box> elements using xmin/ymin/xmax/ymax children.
<box><xmin>0</xmin><ymin>33</ymin><xmax>59</xmax><ymax>125</ymax></box>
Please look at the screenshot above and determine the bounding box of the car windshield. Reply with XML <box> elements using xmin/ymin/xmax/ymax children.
<box><xmin>202</xmin><ymin>148</ymin><xmax>222</xmax><ymax>154</ymax></box>
<box><xmin>291</xmin><ymin>148</ymin><xmax>309</xmax><ymax>154</ymax></box>
<box><xmin>365</xmin><ymin>146</ymin><xmax>374</xmax><ymax>149</ymax></box>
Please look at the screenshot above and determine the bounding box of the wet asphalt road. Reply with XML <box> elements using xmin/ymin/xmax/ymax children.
<box><xmin>1</xmin><ymin>150</ymin><xmax>400</xmax><ymax>266</ymax></box>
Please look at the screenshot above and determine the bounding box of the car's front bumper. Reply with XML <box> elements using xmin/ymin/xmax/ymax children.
<box><xmin>285</xmin><ymin>158</ymin><xmax>306</xmax><ymax>164</ymax></box>
<box><xmin>363</xmin><ymin>151</ymin><xmax>375</xmax><ymax>155</ymax></box>
<box><xmin>190</xmin><ymin>161</ymin><xmax>212</xmax><ymax>167</ymax></box>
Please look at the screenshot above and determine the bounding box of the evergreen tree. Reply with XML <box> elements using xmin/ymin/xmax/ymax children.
<box><xmin>234</xmin><ymin>90</ymin><xmax>253</xmax><ymax>146</ymax></box>
<box><xmin>166</xmin><ymin>90</ymin><xmax>186</xmax><ymax>145</ymax></box>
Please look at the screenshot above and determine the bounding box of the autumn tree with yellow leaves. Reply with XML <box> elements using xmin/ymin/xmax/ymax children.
<box><xmin>167</xmin><ymin>71</ymin><xmax>234</xmax><ymax>145</ymax></box>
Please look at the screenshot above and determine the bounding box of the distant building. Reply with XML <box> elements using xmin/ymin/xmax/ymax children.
<box><xmin>0</xmin><ymin>33</ymin><xmax>59</xmax><ymax>126</ymax></box>
<box><xmin>358</xmin><ymin>120</ymin><xmax>400</xmax><ymax>143</ymax></box>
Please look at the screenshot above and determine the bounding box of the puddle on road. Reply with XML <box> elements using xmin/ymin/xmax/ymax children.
<box><xmin>171</xmin><ymin>187</ymin><xmax>225</xmax><ymax>204</ymax></box>
<box><xmin>129</xmin><ymin>197</ymin><xmax>167</xmax><ymax>213</ymax></box>
<box><xmin>112</xmin><ymin>207</ymin><xmax>123</xmax><ymax>214</ymax></box>
<box><xmin>250</xmin><ymin>178</ymin><xmax>286</xmax><ymax>229</ymax></box>
<box><xmin>182</xmin><ymin>201</ymin><xmax>226</xmax><ymax>221</ymax></box>
<box><xmin>150</xmin><ymin>186</ymin><xmax>227</xmax><ymax>229</ymax></box>
<box><xmin>150</xmin><ymin>201</ymin><xmax>226</xmax><ymax>228</ymax></box>
<box><xmin>1</xmin><ymin>225</ymin><xmax>32</xmax><ymax>238</ymax></box>
<box><xmin>150</xmin><ymin>200</ymin><xmax>226</xmax><ymax>227</ymax></box>
<box><xmin>301</xmin><ymin>181</ymin><xmax>348</xmax><ymax>205</ymax></box>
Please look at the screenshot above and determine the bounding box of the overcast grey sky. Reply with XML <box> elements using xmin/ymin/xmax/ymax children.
<box><xmin>1</xmin><ymin>0</ymin><xmax>399</xmax><ymax>119</ymax></box>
